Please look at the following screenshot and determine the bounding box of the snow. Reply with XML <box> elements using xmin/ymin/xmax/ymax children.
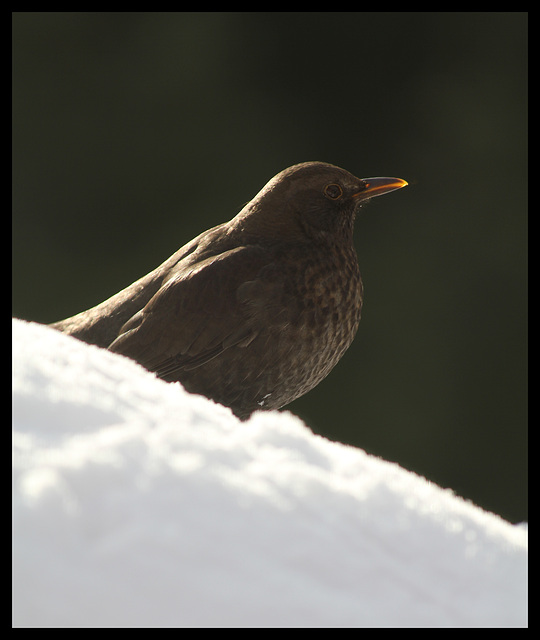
<box><xmin>12</xmin><ymin>318</ymin><xmax>527</xmax><ymax>627</ymax></box>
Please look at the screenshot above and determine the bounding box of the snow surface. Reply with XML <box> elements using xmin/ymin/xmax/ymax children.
<box><xmin>12</xmin><ymin>318</ymin><xmax>527</xmax><ymax>627</ymax></box>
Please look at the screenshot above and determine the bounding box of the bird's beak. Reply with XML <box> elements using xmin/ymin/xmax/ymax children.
<box><xmin>352</xmin><ymin>177</ymin><xmax>408</xmax><ymax>201</ymax></box>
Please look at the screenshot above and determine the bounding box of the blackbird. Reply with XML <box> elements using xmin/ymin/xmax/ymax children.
<box><xmin>51</xmin><ymin>162</ymin><xmax>407</xmax><ymax>419</ymax></box>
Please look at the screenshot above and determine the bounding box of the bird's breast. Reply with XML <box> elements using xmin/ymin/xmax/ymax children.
<box><xmin>304</xmin><ymin>251</ymin><xmax>361</xmax><ymax>344</ymax></box>
<box><xmin>259</xmin><ymin>242</ymin><xmax>363</xmax><ymax>398</ymax></box>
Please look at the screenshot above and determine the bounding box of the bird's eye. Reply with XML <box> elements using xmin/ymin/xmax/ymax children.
<box><xmin>324</xmin><ymin>183</ymin><xmax>343</xmax><ymax>200</ymax></box>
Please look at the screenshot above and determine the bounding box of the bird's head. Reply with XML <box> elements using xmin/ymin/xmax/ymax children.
<box><xmin>232</xmin><ymin>161</ymin><xmax>407</xmax><ymax>243</ymax></box>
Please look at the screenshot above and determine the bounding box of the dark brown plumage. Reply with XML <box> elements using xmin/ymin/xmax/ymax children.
<box><xmin>51</xmin><ymin>162</ymin><xmax>407</xmax><ymax>419</ymax></box>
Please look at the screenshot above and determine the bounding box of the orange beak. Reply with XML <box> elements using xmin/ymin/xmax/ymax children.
<box><xmin>353</xmin><ymin>177</ymin><xmax>408</xmax><ymax>201</ymax></box>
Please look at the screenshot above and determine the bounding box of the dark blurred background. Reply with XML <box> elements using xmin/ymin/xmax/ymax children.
<box><xmin>12</xmin><ymin>12</ymin><xmax>527</xmax><ymax>522</ymax></box>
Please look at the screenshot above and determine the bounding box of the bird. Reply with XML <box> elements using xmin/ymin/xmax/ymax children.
<box><xmin>51</xmin><ymin>162</ymin><xmax>407</xmax><ymax>419</ymax></box>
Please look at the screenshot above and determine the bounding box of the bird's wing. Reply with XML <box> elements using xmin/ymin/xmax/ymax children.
<box><xmin>108</xmin><ymin>244</ymin><xmax>296</xmax><ymax>379</ymax></box>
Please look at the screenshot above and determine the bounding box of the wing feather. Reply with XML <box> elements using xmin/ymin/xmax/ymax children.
<box><xmin>108</xmin><ymin>245</ymin><xmax>278</xmax><ymax>380</ymax></box>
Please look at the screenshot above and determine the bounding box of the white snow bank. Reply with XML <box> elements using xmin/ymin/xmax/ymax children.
<box><xmin>12</xmin><ymin>318</ymin><xmax>527</xmax><ymax>627</ymax></box>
